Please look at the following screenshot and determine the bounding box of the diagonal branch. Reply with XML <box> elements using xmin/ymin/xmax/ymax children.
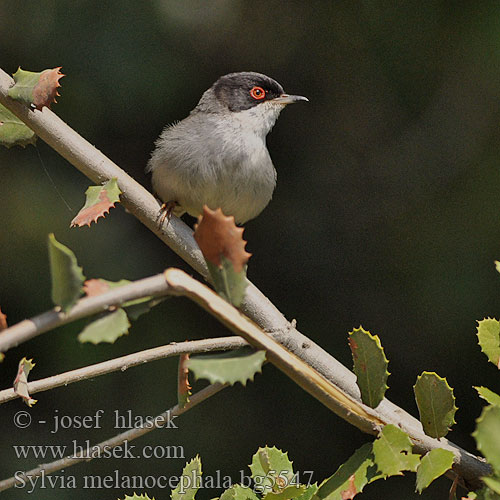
<box><xmin>0</xmin><ymin>336</ymin><xmax>246</xmax><ymax>404</ymax></box>
<box><xmin>0</xmin><ymin>67</ymin><xmax>490</xmax><ymax>487</ymax></box>
<box><xmin>0</xmin><ymin>382</ymin><xmax>226</xmax><ymax>492</ymax></box>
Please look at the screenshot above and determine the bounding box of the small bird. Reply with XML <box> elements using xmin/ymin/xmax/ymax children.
<box><xmin>147</xmin><ymin>72</ymin><xmax>308</xmax><ymax>224</ymax></box>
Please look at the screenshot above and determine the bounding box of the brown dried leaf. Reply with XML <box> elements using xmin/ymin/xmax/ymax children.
<box><xmin>194</xmin><ymin>205</ymin><xmax>251</xmax><ymax>272</ymax></box>
<box><xmin>13</xmin><ymin>357</ymin><xmax>37</xmax><ymax>407</ymax></box>
<box><xmin>341</xmin><ymin>474</ymin><xmax>357</xmax><ymax>500</ymax></box>
<box><xmin>0</xmin><ymin>306</ymin><xmax>7</xmax><ymax>331</ymax></box>
<box><xmin>83</xmin><ymin>279</ymin><xmax>111</xmax><ymax>297</ymax></box>
<box><xmin>33</xmin><ymin>67</ymin><xmax>64</xmax><ymax>111</ymax></box>
<box><xmin>178</xmin><ymin>353</ymin><xmax>192</xmax><ymax>409</ymax></box>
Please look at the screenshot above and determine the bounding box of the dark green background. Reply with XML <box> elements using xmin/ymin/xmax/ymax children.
<box><xmin>2</xmin><ymin>1</ymin><xmax>500</xmax><ymax>498</ymax></box>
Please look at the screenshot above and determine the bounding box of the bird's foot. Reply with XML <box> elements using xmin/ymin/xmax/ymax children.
<box><xmin>157</xmin><ymin>200</ymin><xmax>178</xmax><ymax>228</ymax></box>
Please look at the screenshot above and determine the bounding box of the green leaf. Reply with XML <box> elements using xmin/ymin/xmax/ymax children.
<box><xmin>219</xmin><ymin>485</ymin><xmax>260</xmax><ymax>500</ymax></box>
<box><xmin>207</xmin><ymin>258</ymin><xmax>248</xmax><ymax>308</ymax></box>
<box><xmin>312</xmin><ymin>443</ymin><xmax>381</xmax><ymax>500</ymax></box>
<box><xmin>84</xmin><ymin>278</ymin><xmax>162</xmax><ymax>320</ymax></box>
<box><xmin>348</xmin><ymin>326</ymin><xmax>389</xmax><ymax>408</ymax></box>
<box><xmin>121</xmin><ymin>495</ymin><xmax>155</xmax><ymax>500</ymax></box>
<box><xmin>414</xmin><ymin>372</ymin><xmax>457</xmax><ymax>438</ymax></box>
<box><xmin>372</xmin><ymin>425</ymin><xmax>420</xmax><ymax>477</ymax></box>
<box><xmin>0</xmin><ymin>104</ymin><xmax>36</xmax><ymax>148</ymax></box>
<box><xmin>477</xmin><ymin>319</ymin><xmax>500</xmax><ymax>368</ymax></box>
<box><xmin>8</xmin><ymin>68</ymin><xmax>45</xmax><ymax>106</ymax></box>
<box><xmin>483</xmin><ymin>477</ymin><xmax>500</xmax><ymax>495</ymax></box>
<box><xmin>171</xmin><ymin>456</ymin><xmax>202</xmax><ymax>500</ymax></box>
<box><xmin>415</xmin><ymin>448</ymin><xmax>454</xmax><ymax>493</ymax></box>
<box><xmin>48</xmin><ymin>233</ymin><xmax>85</xmax><ymax>312</ymax></box>
<box><xmin>78</xmin><ymin>308</ymin><xmax>130</xmax><ymax>344</ymax></box>
<box><xmin>475</xmin><ymin>387</ymin><xmax>500</xmax><ymax>407</ymax></box>
<box><xmin>8</xmin><ymin>67</ymin><xmax>63</xmax><ymax>110</ymax></box>
<box><xmin>295</xmin><ymin>484</ymin><xmax>318</xmax><ymax>500</ymax></box>
<box><xmin>249</xmin><ymin>446</ymin><xmax>295</xmax><ymax>496</ymax></box>
<box><xmin>70</xmin><ymin>178</ymin><xmax>122</xmax><ymax>227</ymax></box>
<box><xmin>188</xmin><ymin>348</ymin><xmax>265</xmax><ymax>386</ymax></box>
<box><xmin>265</xmin><ymin>484</ymin><xmax>307</xmax><ymax>500</ymax></box>
<box><xmin>466</xmin><ymin>488</ymin><xmax>500</xmax><ymax>500</ymax></box>
<box><xmin>473</xmin><ymin>405</ymin><xmax>500</xmax><ymax>475</ymax></box>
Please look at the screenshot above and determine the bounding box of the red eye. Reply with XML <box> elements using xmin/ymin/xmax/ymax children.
<box><xmin>250</xmin><ymin>86</ymin><xmax>266</xmax><ymax>100</ymax></box>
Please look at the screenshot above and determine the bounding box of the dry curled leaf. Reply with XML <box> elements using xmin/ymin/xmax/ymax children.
<box><xmin>83</xmin><ymin>279</ymin><xmax>111</xmax><ymax>297</ymax></box>
<box><xmin>70</xmin><ymin>178</ymin><xmax>121</xmax><ymax>228</ymax></box>
<box><xmin>13</xmin><ymin>357</ymin><xmax>37</xmax><ymax>407</ymax></box>
<box><xmin>194</xmin><ymin>205</ymin><xmax>251</xmax><ymax>272</ymax></box>
<box><xmin>178</xmin><ymin>353</ymin><xmax>192</xmax><ymax>408</ymax></box>
<box><xmin>0</xmin><ymin>307</ymin><xmax>7</xmax><ymax>331</ymax></box>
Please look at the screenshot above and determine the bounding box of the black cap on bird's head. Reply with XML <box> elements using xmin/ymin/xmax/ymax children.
<box><xmin>212</xmin><ymin>72</ymin><xmax>308</xmax><ymax>112</ymax></box>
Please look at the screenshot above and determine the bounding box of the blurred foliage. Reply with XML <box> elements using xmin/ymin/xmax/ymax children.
<box><xmin>2</xmin><ymin>1</ymin><xmax>500</xmax><ymax>498</ymax></box>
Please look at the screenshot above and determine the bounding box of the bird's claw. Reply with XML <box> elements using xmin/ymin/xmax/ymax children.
<box><xmin>157</xmin><ymin>201</ymin><xmax>178</xmax><ymax>228</ymax></box>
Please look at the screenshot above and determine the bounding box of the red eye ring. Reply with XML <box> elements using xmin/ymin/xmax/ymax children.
<box><xmin>250</xmin><ymin>86</ymin><xmax>266</xmax><ymax>100</ymax></box>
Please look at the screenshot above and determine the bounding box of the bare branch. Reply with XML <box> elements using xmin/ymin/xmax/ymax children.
<box><xmin>0</xmin><ymin>67</ymin><xmax>490</xmax><ymax>487</ymax></box>
<box><xmin>0</xmin><ymin>274</ymin><xmax>170</xmax><ymax>353</ymax></box>
<box><xmin>0</xmin><ymin>336</ymin><xmax>246</xmax><ymax>404</ymax></box>
<box><xmin>0</xmin><ymin>383</ymin><xmax>226</xmax><ymax>492</ymax></box>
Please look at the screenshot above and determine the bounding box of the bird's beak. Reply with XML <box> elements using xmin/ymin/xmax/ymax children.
<box><xmin>273</xmin><ymin>93</ymin><xmax>309</xmax><ymax>105</ymax></box>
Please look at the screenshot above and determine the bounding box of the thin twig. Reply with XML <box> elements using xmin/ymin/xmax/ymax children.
<box><xmin>0</xmin><ymin>336</ymin><xmax>246</xmax><ymax>404</ymax></box>
<box><xmin>0</xmin><ymin>383</ymin><xmax>226</xmax><ymax>492</ymax></box>
<box><xmin>0</xmin><ymin>273</ymin><xmax>170</xmax><ymax>352</ymax></box>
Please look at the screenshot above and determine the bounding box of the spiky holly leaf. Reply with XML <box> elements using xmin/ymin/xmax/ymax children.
<box><xmin>414</xmin><ymin>372</ymin><xmax>457</xmax><ymax>438</ymax></box>
<box><xmin>473</xmin><ymin>405</ymin><xmax>500</xmax><ymax>475</ymax></box>
<box><xmin>8</xmin><ymin>67</ymin><xmax>64</xmax><ymax>110</ymax></box>
<box><xmin>171</xmin><ymin>456</ymin><xmax>202</xmax><ymax>500</ymax></box>
<box><xmin>0</xmin><ymin>105</ymin><xmax>36</xmax><ymax>148</ymax></box>
<box><xmin>372</xmin><ymin>425</ymin><xmax>420</xmax><ymax>477</ymax></box>
<box><xmin>120</xmin><ymin>495</ymin><xmax>155</xmax><ymax>500</ymax></box>
<box><xmin>48</xmin><ymin>233</ymin><xmax>85</xmax><ymax>312</ymax></box>
<box><xmin>82</xmin><ymin>278</ymin><xmax>162</xmax><ymax>320</ymax></box>
<box><xmin>312</xmin><ymin>443</ymin><xmax>381</xmax><ymax>500</ymax></box>
<box><xmin>188</xmin><ymin>348</ymin><xmax>265</xmax><ymax>386</ymax></box>
<box><xmin>13</xmin><ymin>357</ymin><xmax>37</xmax><ymax>406</ymax></box>
<box><xmin>178</xmin><ymin>353</ymin><xmax>191</xmax><ymax>409</ymax></box>
<box><xmin>78</xmin><ymin>308</ymin><xmax>130</xmax><ymax>344</ymax></box>
<box><xmin>348</xmin><ymin>326</ymin><xmax>389</xmax><ymax>408</ymax></box>
<box><xmin>0</xmin><ymin>306</ymin><xmax>7</xmax><ymax>331</ymax></box>
<box><xmin>295</xmin><ymin>484</ymin><xmax>318</xmax><ymax>500</ymax></box>
<box><xmin>415</xmin><ymin>448</ymin><xmax>454</xmax><ymax>493</ymax></box>
<box><xmin>121</xmin><ymin>495</ymin><xmax>155</xmax><ymax>500</ymax></box>
<box><xmin>219</xmin><ymin>485</ymin><xmax>260</xmax><ymax>500</ymax></box>
<box><xmin>475</xmin><ymin>387</ymin><xmax>500</xmax><ymax>407</ymax></box>
<box><xmin>477</xmin><ymin>318</ymin><xmax>500</xmax><ymax>368</ymax></box>
<box><xmin>70</xmin><ymin>178</ymin><xmax>122</xmax><ymax>227</ymax></box>
<box><xmin>194</xmin><ymin>206</ymin><xmax>251</xmax><ymax>307</ymax></box>
<box><xmin>249</xmin><ymin>446</ymin><xmax>295</xmax><ymax>497</ymax></box>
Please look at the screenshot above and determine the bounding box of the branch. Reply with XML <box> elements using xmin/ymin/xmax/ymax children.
<box><xmin>0</xmin><ymin>383</ymin><xmax>226</xmax><ymax>492</ymax></box>
<box><xmin>0</xmin><ymin>274</ymin><xmax>170</xmax><ymax>352</ymax></box>
<box><xmin>0</xmin><ymin>336</ymin><xmax>246</xmax><ymax>404</ymax></box>
<box><xmin>0</xmin><ymin>67</ymin><xmax>490</xmax><ymax>487</ymax></box>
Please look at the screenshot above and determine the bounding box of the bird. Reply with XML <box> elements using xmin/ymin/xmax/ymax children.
<box><xmin>146</xmin><ymin>71</ymin><xmax>308</xmax><ymax>224</ymax></box>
